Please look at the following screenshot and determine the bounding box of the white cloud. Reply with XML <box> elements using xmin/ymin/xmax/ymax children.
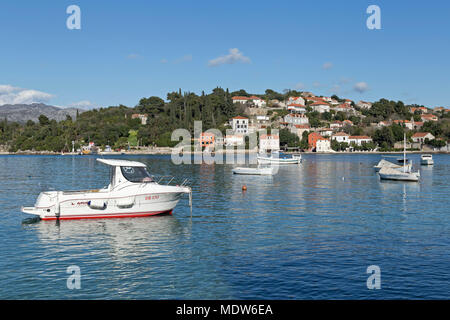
<box><xmin>208</xmin><ymin>48</ymin><xmax>251</xmax><ymax>67</ymax></box>
<box><xmin>0</xmin><ymin>84</ymin><xmax>54</xmax><ymax>105</ymax></box>
<box><xmin>160</xmin><ymin>58</ymin><xmax>168</xmax><ymax>64</ymax></box>
<box><xmin>354</xmin><ymin>82</ymin><xmax>369</xmax><ymax>93</ymax></box>
<box><xmin>323</xmin><ymin>62</ymin><xmax>333</xmax><ymax>70</ymax></box>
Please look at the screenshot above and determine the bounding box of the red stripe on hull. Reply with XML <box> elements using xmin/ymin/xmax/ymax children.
<box><xmin>41</xmin><ymin>210</ymin><xmax>173</xmax><ymax>221</ymax></box>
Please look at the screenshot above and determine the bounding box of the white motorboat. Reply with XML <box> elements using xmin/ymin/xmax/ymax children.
<box><xmin>374</xmin><ymin>159</ymin><xmax>412</xmax><ymax>172</ymax></box>
<box><xmin>420</xmin><ymin>154</ymin><xmax>434</xmax><ymax>165</ymax></box>
<box><xmin>257</xmin><ymin>151</ymin><xmax>301</xmax><ymax>164</ymax></box>
<box><xmin>378</xmin><ymin>134</ymin><xmax>420</xmax><ymax>182</ymax></box>
<box><xmin>232</xmin><ymin>167</ymin><xmax>275</xmax><ymax>175</ymax></box>
<box><xmin>21</xmin><ymin>159</ymin><xmax>192</xmax><ymax>220</ymax></box>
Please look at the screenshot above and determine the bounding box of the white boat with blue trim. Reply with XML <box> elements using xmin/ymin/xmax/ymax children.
<box><xmin>21</xmin><ymin>159</ymin><xmax>192</xmax><ymax>220</ymax></box>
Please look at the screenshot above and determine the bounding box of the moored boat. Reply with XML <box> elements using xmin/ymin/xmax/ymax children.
<box><xmin>374</xmin><ymin>159</ymin><xmax>412</xmax><ymax>172</ymax></box>
<box><xmin>21</xmin><ymin>158</ymin><xmax>192</xmax><ymax>220</ymax></box>
<box><xmin>257</xmin><ymin>151</ymin><xmax>301</xmax><ymax>164</ymax></box>
<box><xmin>232</xmin><ymin>167</ymin><xmax>275</xmax><ymax>175</ymax></box>
<box><xmin>420</xmin><ymin>154</ymin><xmax>434</xmax><ymax>165</ymax></box>
<box><xmin>378</xmin><ymin>134</ymin><xmax>420</xmax><ymax>182</ymax></box>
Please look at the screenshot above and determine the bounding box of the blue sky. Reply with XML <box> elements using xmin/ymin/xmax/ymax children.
<box><xmin>0</xmin><ymin>0</ymin><xmax>449</xmax><ymax>109</ymax></box>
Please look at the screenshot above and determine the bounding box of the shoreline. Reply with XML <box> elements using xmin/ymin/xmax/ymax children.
<box><xmin>1</xmin><ymin>150</ymin><xmax>449</xmax><ymax>156</ymax></box>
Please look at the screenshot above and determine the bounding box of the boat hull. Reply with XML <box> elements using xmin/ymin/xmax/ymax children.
<box><xmin>420</xmin><ymin>159</ymin><xmax>434</xmax><ymax>165</ymax></box>
<box><xmin>22</xmin><ymin>188</ymin><xmax>188</xmax><ymax>220</ymax></box>
<box><xmin>257</xmin><ymin>156</ymin><xmax>301</xmax><ymax>164</ymax></box>
<box><xmin>232</xmin><ymin>167</ymin><xmax>274</xmax><ymax>175</ymax></box>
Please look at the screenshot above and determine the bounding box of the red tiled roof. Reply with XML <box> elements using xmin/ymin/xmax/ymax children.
<box><xmin>294</xmin><ymin>124</ymin><xmax>310</xmax><ymax>129</ymax></box>
<box><xmin>232</xmin><ymin>96</ymin><xmax>251</xmax><ymax>100</ymax></box>
<box><xmin>233</xmin><ymin>116</ymin><xmax>248</xmax><ymax>119</ymax></box>
<box><xmin>288</xmin><ymin>104</ymin><xmax>306</xmax><ymax>107</ymax></box>
<box><xmin>412</xmin><ymin>132</ymin><xmax>431</xmax><ymax>138</ymax></box>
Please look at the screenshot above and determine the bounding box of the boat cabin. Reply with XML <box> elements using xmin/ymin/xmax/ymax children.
<box><xmin>97</xmin><ymin>159</ymin><xmax>154</xmax><ymax>190</ymax></box>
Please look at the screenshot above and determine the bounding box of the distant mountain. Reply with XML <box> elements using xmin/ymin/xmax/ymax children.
<box><xmin>0</xmin><ymin>103</ymin><xmax>84</xmax><ymax>123</ymax></box>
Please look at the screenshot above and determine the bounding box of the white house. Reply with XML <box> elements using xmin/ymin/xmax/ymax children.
<box><xmin>357</xmin><ymin>101</ymin><xmax>372</xmax><ymax>109</ymax></box>
<box><xmin>310</xmin><ymin>102</ymin><xmax>330</xmax><ymax>113</ymax></box>
<box><xmin>284</xmin><ymin>113</ymin><xmax>309</xmax><ymax>126</ymax></box>
<box><xmin>318</xmin><ymin>128</ymin><xmax>333</xmax><ymax>137</ymax></box>
<box><xmin>287</xmin><ymin>96</ymin><xmax>305</xmax><ymax>105</ymax></box>
<box><xmin>412</xmin><ymin>132</ymin><xmax>435</xmax><ymax>143</ymax></box>
<box><xmin>249</xmin><ymin>96</ymin><xmax>267</xmax><ymax>107</ymax></box>
<box><xmin>231</xmin><ymin>116</ymin><xmax>249</xmax><ymax>134</ymax></box>
<box><xmin>331</xmin><ymin>132</ymin><xmax>350</xmax><ymax>143</ymax></box>
<box><xmin>348</xmin><ymin>135</ymin><xmax>372</xmax><ymax>146</ymax></box>
<box><xmin>330</xmin><ymin>121</ymin><xmax>344</xmax><ymax>129</ymax></box>
<box><xmin>225</xmin><ymin>134</ymin><xmax>245</xmax><ymax>146</ymax></box>
<box><xmin>259</xmin><ymin>134</ymin><xmax>280</xmax><ymax>152</ymax></box>
<box><xmin>316</xmin><ymin>139</ymin><xmax>332</xmax><ymax>152</ymax></box>
<box><xmin>232</xmin><ymin>96</ymin><xmax>266</xmax><ymax>107</ymax></box>
<box><xmin>287</xmin><ymin>104</ymin><xmax>306</xmax><ymax>114</ymax></box>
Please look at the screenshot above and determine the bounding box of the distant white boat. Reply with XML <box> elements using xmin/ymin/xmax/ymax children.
<box><xmin>374</xmin><ymin>159</ymin><xmax>411</xmax><ymax>172</ymax></box>
<box><xmin>232</xmin><ymin>167</ymin><xmax>275</xmax><ymax>175</ymax></box>
<box><xmin>257</xmin><ymin>151</ymin><xmax>301</xmax><ymax>164</ymax></box>
<box><xmin>420</xmin><ymin>154</ymin><xmax>434</xmax><ymax>165</ymax></box>
<box><xmin>378</xmin><ymin>134</ymin><xmax>420</xmax><ymax>182</ymax></box>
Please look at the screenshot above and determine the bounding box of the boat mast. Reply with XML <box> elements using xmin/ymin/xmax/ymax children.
<box><xmin>403</xmin><ymin>133</ymin><xmax>406</xmax><ymax>173</ymax></box>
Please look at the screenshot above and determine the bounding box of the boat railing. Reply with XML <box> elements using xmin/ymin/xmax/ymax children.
<box><xmin>152</xmin><ymin>175</ymin><xmax>190</xmax><ymax>187</ymax></box>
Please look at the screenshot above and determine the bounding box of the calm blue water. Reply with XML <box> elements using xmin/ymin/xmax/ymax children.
<box><xmin>0</xmin><ymin>154</ymin><xmax>449</xmax><ymax>299</ymax></box>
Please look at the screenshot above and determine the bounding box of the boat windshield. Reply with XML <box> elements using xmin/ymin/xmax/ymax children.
<box><xmin>120</xmin><ymin>166</ymin><xmax>153</xmax><ymax>183</ymax></box>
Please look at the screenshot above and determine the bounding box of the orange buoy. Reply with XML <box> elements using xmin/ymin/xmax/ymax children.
<box><xmin>242</xmin><ymin>185</ymin><xmax>247</xmax><ymax>191</ymax></box>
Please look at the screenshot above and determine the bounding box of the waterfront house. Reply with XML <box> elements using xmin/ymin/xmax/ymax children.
<box><xmin>199</xmin><ymin>132</ymin><xmax>215</xmax><ymax>148</ymax></box>
<box><xmin>412</xmin><ymin>132</ymin><xmax>435</xmax><ymax>144</ymax></box>
<box><xmin>331</xmin><ymin>132</ymin><xmax>350</xmax><ymax>143</ymax></box>
<box><xmin>309</xmin><ymin>132</ymin><xmax>332</xmax><ymax>152</ymax></box>
<box><xmin>231</xmin><ymin>116</ymin><xmax>249</xmax><ymax>134</ymax></box>
<box><xmin>259</xmin><ymin>134</ymin><xmax>280</xmax><ymax>153</ymax></box>
<box><xmin>348</xmin><ymin>135</ymin><xmax>372</xmax><ymax>146</ymax></box>
<box><xmin>224</xmin><ymin>134</ymin><xmax>245</xmax><ymax>147</ymax></box>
